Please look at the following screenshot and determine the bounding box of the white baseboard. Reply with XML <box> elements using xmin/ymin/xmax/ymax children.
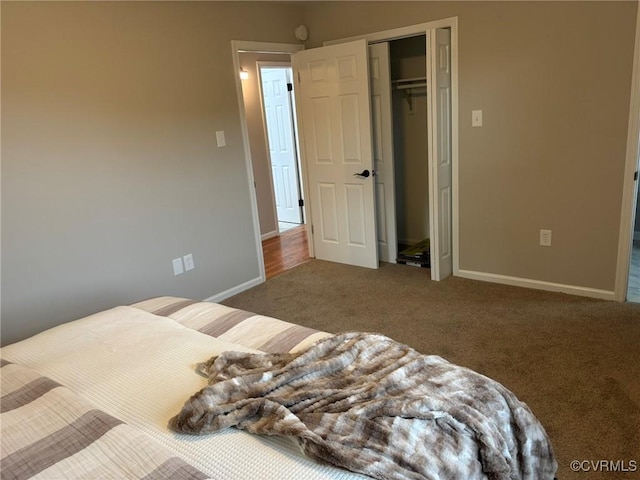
<box><xmin>456</xmin><ymin>269</ymin><xmax>616</xmax><ymax>301</ymax></box>
<box><xmin>261</xmin><ymin>230</ymin><xmax>279</xmax><ymax>241</ymax></box>
<box><xmin>204</xmin><ymin>275</ymin><xmax>264</xmax><ymax>303</ymax></box>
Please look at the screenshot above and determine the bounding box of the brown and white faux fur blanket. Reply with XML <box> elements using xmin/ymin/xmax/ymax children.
<box><xmin>170</xmin><ymin>332</ymin><xmax>557</xmax><ymax>480</ymax></box>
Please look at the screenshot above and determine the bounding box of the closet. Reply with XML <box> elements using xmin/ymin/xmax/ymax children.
<box><xmin>389</xmin><ymin>35</ymin><xmax>430</xmax><ymax>268</ymax></box>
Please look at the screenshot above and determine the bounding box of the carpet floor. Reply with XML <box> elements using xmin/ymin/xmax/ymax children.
<box><xmin>222</xmin><ymin>259</ymin><xmax>640</xmax><ymax>480</ymax></box>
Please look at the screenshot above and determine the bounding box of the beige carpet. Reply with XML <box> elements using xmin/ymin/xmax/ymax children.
<box><xmin>222</xmin><ymin>260</ymin><xmax>640</xmax><ymax>480</ymax></box>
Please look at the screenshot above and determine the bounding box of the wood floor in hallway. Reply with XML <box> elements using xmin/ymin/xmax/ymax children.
<box><xmin>262</xmin><ymin>225</ymin><xmax>310</xmax><ymax>279</ymax></box>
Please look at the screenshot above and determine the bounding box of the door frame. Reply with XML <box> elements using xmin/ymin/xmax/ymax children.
<box><xmin>615</xmin><ymin>4</ymin><xmax>640</xmax><ymax>302</ymax></box>
<box><xmin>325</xmin><ymin>16</ymin><xmax>459</xmax><ymax>280</ymax></box>
<box><xmin>231</xmin><ymin>41</ymin><xmax>306</xmax><ymax>282</ymax></box>
<box><xmin>256</xmin><ymin>61</ymin><xmax>304</xmax><ymax>227</ymax></box>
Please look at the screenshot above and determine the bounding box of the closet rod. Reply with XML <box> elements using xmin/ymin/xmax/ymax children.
<box><xmin>395</xmin><ymin>82</ymin><xmax>427</xmax><ymax>90</ymax></box>
<box><xmin>392</xmin><ymin>76</ymin><xmax>427</xmax><ymax>84</ymax></box>
<box><xmin>393</xmin><ymin>76</ymin><xmax>428</xmax><ymax>91</ymax></box>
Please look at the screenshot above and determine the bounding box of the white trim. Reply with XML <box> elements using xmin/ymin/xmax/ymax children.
<box><xmin>231</xmin><ymin>40</ymin><xmax>266</xmax><ymax>284</ymax></box>
<box><xmin>614</xmin><ymin>3</ymin><xmax>640</xmax><ymax>302</ymax></box>
<box><xmin>450</xmin><ymin>18</ymin><xmax>460</xmax><ymax>277</ymax></box>
<box><xmin>458</xmin><ymin>269</ymin><xmax>616</xmax><ymax>301</ymax></box>
<box><xmin>231</xmin><ymin>41</ymin><xmax>305</xmax><ymax>288</ymax></box>
<box><xmin>204</xmin><ymin>276</ymin><xmax>263</xmax><ymax>304</ymax></box>
<box><xmin>324</xmin><ymin>17</ymin><xmax>458</xmax><ymax>46</ymax></box>
<box><xmin>261</xmin><ymin>230</ymin><xmax>279</xmax><ymax>241</ymax></box>
<box><xmin>235</xmin><ymin>41</ymin><xmax>304</xmax><ymax>55</ymax></box>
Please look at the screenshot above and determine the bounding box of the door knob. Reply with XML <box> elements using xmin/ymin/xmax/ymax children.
<box><xmin>353</xmin><ymin>169</ymin><xmax>371</xmax><ymax>178</ymax></box>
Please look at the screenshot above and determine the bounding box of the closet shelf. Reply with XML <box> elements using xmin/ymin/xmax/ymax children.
<box><xmin>392</xmin><ymin>76</ymin><xmax>427</xmax><ymax>90</ymax></box>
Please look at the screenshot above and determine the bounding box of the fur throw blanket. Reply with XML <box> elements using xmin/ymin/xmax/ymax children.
<box><xmin>170</xmin><ymin>332</ymin><xmax>557</xmax><ymax>480</ymax></box>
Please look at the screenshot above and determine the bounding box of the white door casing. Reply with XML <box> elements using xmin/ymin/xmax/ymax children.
<box><xmin>429</xmin><ymin>28</ymin><xmax>453</xmax><ymax>280</ymax></box>
<box><xmin>259</xmin><ymin>66</ymin><xmax>302</xmax><ymax>225</ymax></box>
<box><xmin>293</xmin><ymin>39</ymin><xmax>378</xmax><ymax>269</ymax></box>
<box><xmin>369</xmin><ymin>42</ymin><xmax>397</xmax><ymax>264</ymax></box>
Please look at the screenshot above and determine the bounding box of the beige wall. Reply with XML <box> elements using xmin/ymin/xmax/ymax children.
<box><xmin>1</xmin><ymin>1</ymin><xmax>304</xmax><ymax>345</ymax></box>
<box><xmin>2</xmin><ymin>1</ymin><xmax>638</xmax><ymax>344</ymax></box>
<box><xmin>302</xmin><ymin>1</ymin><xmax>637</xmax><ymax>290</ymax></box>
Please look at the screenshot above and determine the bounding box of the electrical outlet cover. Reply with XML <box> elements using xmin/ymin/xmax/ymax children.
<box><xmin>183</xmin><ymin>254</ymin><xmax>195</xmax><ymax>271</ymax></box>
<box><xmin>540</xmin><ymin>229</ymin><xmax>552</xmax><ymax>247</ymax></box>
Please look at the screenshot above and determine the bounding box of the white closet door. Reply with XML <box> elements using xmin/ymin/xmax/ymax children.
<box><xmin>429</xmin><ymin>28</ymin><xmax>453</xmax><ymax>280</ymax></box>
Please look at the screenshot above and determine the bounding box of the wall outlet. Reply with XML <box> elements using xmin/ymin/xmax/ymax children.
<box><xmin>172</xmin><ymin>258</ymin><xmax>184</xmax><ymax>275</ymax></box>
<box><xmin>183</xmin><ymin>253</ymin><xmax>195</xmax><ymax>271</ymax></box>
<box><xmin>540</xmin><ymin>229</ymin><xmax>552</xmax><ymax>247</ymax></box>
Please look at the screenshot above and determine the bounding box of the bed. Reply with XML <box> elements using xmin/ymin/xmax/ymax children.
<box><xmin>1</xmin><ymin>297</ymin><xmax>557</xmax><ymax>480</ymax></box>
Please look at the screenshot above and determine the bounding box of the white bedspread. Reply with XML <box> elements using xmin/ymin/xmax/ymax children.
<box><xmin>1</xmin><ymin>306</ymin><xmax>365</xmax><ymax>480</ymax></box>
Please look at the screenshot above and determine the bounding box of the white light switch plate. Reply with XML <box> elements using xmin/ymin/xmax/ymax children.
<box><xmin>216</xmin><ymin>130</ymin><xmax>226</xmax><ymax>147</ymax></box>
<box><xmin>472</xmin><ymin>110</ymin><xmax>483</xmax><ymax>127</ymax></box>
<box><xmin>172</xmin><ymin>258</ymin><xmax>184</xmax><ymax>275</ymax></box>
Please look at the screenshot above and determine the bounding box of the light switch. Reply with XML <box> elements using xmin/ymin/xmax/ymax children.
<box><xmin>172</xmin><ymin>258</ymin><xmax>184</xmax><ymax>276</ymax></box>
<box><xmin>216</xmin><ymin>130</ymin><xmax>226</xmax><ymax>147</ymax></box>
<box><xmin>472</xmin><ymin>110</ymin><xmax>483</xmax><ymax>127</ymax></box>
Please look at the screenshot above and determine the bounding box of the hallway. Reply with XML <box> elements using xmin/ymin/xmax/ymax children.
<box><xmin>262</xmin><ymin>225</ymin><xmax>310</xmax><ymax>279</ymax></box>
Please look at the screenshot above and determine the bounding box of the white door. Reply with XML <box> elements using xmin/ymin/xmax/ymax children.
<box><xmin>260</xmin><ymin>67</ymin><xmax>302</xmax><ymax>224</ymax></box>
<box><xmin>429</xmin><ymin>28</ymin><xmax>453</xmax><ymax>279</ymax></box>
<box><xmin>293</xmin><ymin>39</ymin><xmax>378</xmax><ymax>269</ymax></box>
<box><xmin>369</xmin><ymin>42</ymin><xmax>397</xmax><ymax>264</ymax></box>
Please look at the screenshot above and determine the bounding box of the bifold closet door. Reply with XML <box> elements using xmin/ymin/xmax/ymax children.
<box><xmin>369</xmin><ymin>42</ymin><xmax>397</xmax><ymax>264</ymax></box>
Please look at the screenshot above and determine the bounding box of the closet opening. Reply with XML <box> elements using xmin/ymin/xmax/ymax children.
<box><xmin>388</xmin><ymin>35</ymin><xmax>431</xmax><ymax>269</ymax></box>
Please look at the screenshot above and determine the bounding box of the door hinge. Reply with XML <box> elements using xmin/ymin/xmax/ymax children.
<box><xmin>298</xmin><ymin>198</ymin><xmax>304</xmax><ymax>207</ymax></box>
<box><xmin>287</xmin><ymin>82</ymin><xmax>293</xmax><ymax>92</ymax></box>
<box><xmin>297</xmin><ymin>71</ymin><xmax>301</xmax><ymax>83</ymax></box>
<box><xmin>635</xmin><ymin>171</ymin><xmax>638</xmax><ymax>181</ymax></box>
<box><xmin>311</xmin><ymin>225</ymin><xmax>314</xmax><ymax>234</ymax></box>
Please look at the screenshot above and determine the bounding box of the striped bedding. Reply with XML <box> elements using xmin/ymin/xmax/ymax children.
<box><xmin>0</xmin><ymin>299</ymin><xmax>363</xmax><ymax>480</ymax></box>
<box><xmin>130</xmin><ymin>296</ymin><xmax>332</xmax><ymax>353</ymax></box>
<box><xmin>1</xmin><ymin>360</ymin><xmax>208</xmax><ymax>480</ymax></box>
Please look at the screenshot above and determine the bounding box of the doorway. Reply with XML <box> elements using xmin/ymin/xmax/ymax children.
<box><xmin>257</xmin><ymin>64</ymin><xmax>304</xmax><ymax>232</ymax></box>
<box><xmin>238</xmin><ymin>49</ymin><xmax>306</xmax><ymax>240</ymax></box>
<box><xmin>388</xmin><ymin>35</ymin><xmax>430</xmax><ymax>268</ymax></box>
<box><xmin>233</xmin><ymin>19</ymin><xmax>458</xmax><ymax>282</ymax></box>
<box><xmin>231</xmin><ymin>44</ymin><xmax>307</xmax><ymax>282</ymax></box>
<box><xmin>317</xmin><ymin>22</ymin><xmax>456</xmax><ymax>280</ymax></box>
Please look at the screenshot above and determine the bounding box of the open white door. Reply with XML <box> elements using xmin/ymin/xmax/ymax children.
<box><xmin>429</xmin><ymin>28</ymin><xmax>453</xmax><ymax>280</ymax></box>
<box><xmin>259</xmin><ymin>66</ymin><xmax>302</xmax><ymax>225</ymax></box>
<box><xmin>369</xmin><ymin>42</ymin><xmax>397</xmax><ymax>264</ymax></box>
<box><xmin>293</xmin><ymin>39</ymin><xmax>378</xmax><ymax>269</ymax></box>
